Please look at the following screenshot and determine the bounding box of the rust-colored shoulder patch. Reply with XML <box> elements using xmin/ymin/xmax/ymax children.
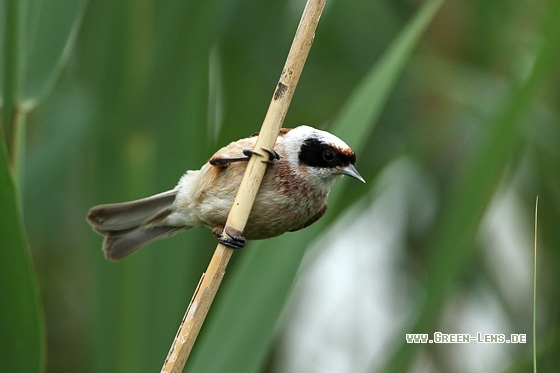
<box><xmin>251</xmin><ymin>128</ymin><xmax>292</xmax><ymax>137</ymax></box>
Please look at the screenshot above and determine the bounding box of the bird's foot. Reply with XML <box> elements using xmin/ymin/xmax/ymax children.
<box><xmin>209</xmin><ymin>148</ymin><xmax>279</xmax><ymax>167</ymax></box>
<box><xmin>260</xmin><ymin>148</ymin><xmax>281</xmax><ymax>164</ymax></box>
<box><xmin>243</xmin><ymin>148</ymin><xmax>280</xmax><ymax>164</ymax></box>
<box><xmin>212</xmin><ymin>225</ymin><xmax>246</xmax><ymax>249</ymax></box>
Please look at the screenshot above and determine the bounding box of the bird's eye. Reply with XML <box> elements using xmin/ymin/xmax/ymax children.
<box><xmin>322</xmin><ymin>150</ymin><xmax>336</xmax><ymax>162</ymax></box>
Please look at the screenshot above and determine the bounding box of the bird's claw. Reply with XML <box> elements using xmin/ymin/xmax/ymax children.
<box><xmin>260</xmin><ymin>148</ymin><xmax>281</xmax><ymax>164</ymax></box>
<box><xmin>242</xmin><ymin>148</ymin><xmax>262</xmax><ymax>158</ymax></box>
<box><xmin>213</xmin><ymin>225</ymin><xmax>246</xmax><ymax>249</ymax></box>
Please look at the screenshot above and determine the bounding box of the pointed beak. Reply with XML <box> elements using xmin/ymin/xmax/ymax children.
<box><xmin>341</xmin><ymin>164</ymin><xmax>365</xmax><ymax>183</ymax></box>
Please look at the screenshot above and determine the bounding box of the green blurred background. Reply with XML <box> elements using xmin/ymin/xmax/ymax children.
<box><xmin>2</xmin><ymin>0</ymin><xmax>560</xmax><ymax>372</ymax></box>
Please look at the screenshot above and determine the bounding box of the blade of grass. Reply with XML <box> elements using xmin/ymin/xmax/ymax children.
<box><xmin>0</xmin><ymin>139</ymin><xmax>45</xmax><ymax>372</ymax></box>
<box><xmin>382</xmin><ymin>2</ymin><xmax>560</xmax><ymax>371</ymax></box>
<box><xmin>1</xmin><ymin>1</ymin><xmax>44</xmax><ymax>369</ymax></box>
<box><xmin>2</xmin><ymin>0</ymin><xmax>26</xmax><ymax>170</ymax></box>
<box><xmin>329</xmin><ymin>0</ymin><xmax>444</xmax><ymax>206</ymax></box>
<box><xmin>533</xmin><ymin>196</ymin><xmax>538</xmax><ymax>373</ymax></box>
<box><xmin>186</xmin><ymin>1</ymin><xmax>444</xmax><ymax>371</ymax></box>
<box><xmin>330</xmin><ymin>0</ymin><xmax>444</xmax><ymax>148</ymax></box>
<box><xmin>23</xmin><ymin>0</ymin><xmax>88</xmax><ymax>108</ymax></box>
<box><xmin>2</xmin><ymin>0</ymin><xmax>86</xmax><ymax>176</ymax></box>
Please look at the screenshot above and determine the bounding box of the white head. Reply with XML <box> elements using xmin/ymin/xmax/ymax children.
<box><xmin>283</xmin><ymin>126</ymin><xmax>365</xmax><ymax>187</ymax></box>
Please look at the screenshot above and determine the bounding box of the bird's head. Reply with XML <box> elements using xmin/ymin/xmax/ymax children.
<box><xmin>283</xmin><ymin>126</ymin><xmax>365</xmax><ymax>189</ymax></box>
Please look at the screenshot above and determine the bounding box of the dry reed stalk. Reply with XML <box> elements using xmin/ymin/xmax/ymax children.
<box><xmin>161</xmin><ymin>0</ymin><xmax>327</xmax><ymax>371</ymax></box>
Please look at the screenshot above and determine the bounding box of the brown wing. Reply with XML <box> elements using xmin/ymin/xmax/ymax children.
<box><xmin>290</xmin><ymin>204</ymin><xmax>328</xmax><ymax>232</ymax></box>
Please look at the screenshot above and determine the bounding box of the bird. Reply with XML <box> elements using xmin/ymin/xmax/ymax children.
<box><xmin>87</xmin><ymin>125</ymin><xmax>365</xmax><ymax>260</ymax></box>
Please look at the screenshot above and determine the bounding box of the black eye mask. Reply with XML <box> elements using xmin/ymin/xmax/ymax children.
<box><xmin>298</xmin><ymin>137</ymin><xmax>355</xmax><ymax>168</ymax></box>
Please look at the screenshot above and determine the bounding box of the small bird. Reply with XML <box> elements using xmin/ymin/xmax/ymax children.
<box><xmin>87</xmin><ymin>125</ymin><xmax>365</xmax><ymax>260</ymax></box>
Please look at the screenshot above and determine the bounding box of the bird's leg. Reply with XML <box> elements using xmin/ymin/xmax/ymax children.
<box><xmin>212</xmin><ymin>225</ymin><xmax>247</xmax><ymax>249</ymax></box>
<box><xmin>209</xmin><ymin>152</ymin><xmax>251</xmax><ymax>166</ymax></box>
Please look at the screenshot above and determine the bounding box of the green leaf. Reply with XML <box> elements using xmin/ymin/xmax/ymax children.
<box><xmin>383</xmin><ymin>0</ymin><xmax>560</xmax><ymax>371</ymax></box>
<box><xmin>186</xmin><ymin>1</ymin><xmax>444</xmax><ymax>371</ymax></box>
<box><xmin>1</xmin><ymin>0</ymin><xmax>87</xmax><ymax>106</ymax></box>
<box><xmin>0</xmin><ymin>139</ymin><xmax>45</xmax><ymax>372</ymax></box>
<box><xmin>23</xmin><ymin>0</ymin><xmax>88</xmax><ymax>107</ymax></box>
<box><xmin>330</xmin><ymin>0</ymin><xmax>444</xmax><ymax>148</ymax></box>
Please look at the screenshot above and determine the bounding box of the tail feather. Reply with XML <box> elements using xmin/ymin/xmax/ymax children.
<box><xmin>87</xmin><ymin>189</ymin><xmax>177</xmax><ymax>232</ymax></box>
<box><xmin>104</xmin><ymin>226</ymin><xmax>185</xmax><ymax>260</ymax></box>
<box><xmin>87</xmin><ymin>189</ymin><xmax>182</xmax><ymax>260</ymax></box>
